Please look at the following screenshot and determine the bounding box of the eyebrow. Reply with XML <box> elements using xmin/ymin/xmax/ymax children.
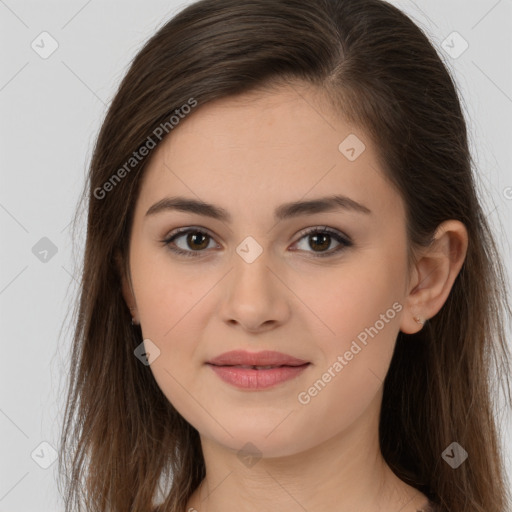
<box><xmin>145</xmin><ymin>194</ymin><xmax>371</xmax><ymax>222</ymax></box>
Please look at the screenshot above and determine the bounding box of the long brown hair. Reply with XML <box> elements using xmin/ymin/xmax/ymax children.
<box><xmin>58</xmin><ymin>1</ymin><xmax>512</xmax><ymax>511</ymax></box>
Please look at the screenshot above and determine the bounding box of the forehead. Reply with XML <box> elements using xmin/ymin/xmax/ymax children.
<box><xmin>136</xmin><ymin>84</ymin><xmax>403</xmax><ymax>222</ymax></box>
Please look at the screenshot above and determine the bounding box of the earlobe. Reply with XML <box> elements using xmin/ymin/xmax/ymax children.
<box><xmin>400</xmin><ymin>220</ymin><xmax>468</xmax><ymax>334</ymax></box>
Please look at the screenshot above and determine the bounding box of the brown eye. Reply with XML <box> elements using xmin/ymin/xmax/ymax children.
<box><xmin>185</xmin><ymin>231</ymin><xmax>210</xmax><ymax>251</ymax></box>
<box><xmin>308</xmin><ymin>232</ymin><xmax>331</xmax><ymax>252</ymax></box>
<box><xmin>292</xmin><ymin>227</ymin><xmax>353</xmax><ymax>258</ymax></box>
<box><xmin>162</xmin><ymin>228</ymin><xmax>218</xmax><ymax>257</ymax></box>
<box><xmin>161</xmin><ymin>226</ymin><xmax>352</xmax><ymax>259</ymax></box>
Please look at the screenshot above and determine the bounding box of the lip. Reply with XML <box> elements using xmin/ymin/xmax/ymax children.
<box><xmin>207</xmin><ymin>350</ymin><xmax>309</xmax><ymax>367</ymax></box>
<box><xmin>206</xmin><ymin>350</ymin><xmax>310</xmax><ymax>390</ymax></box>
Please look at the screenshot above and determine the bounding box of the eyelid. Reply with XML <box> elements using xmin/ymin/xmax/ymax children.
<box><xmin>296</xmin><ymin>225</ymin><xmax>352</xmax><ymax>245</ymax></box>
<box><xmin>162</xmin><ymin>225</ymin><xmax>221</xmax><ymax>253</ymax></box>
<box><xmin>161</xmin><ymin>225</ymin><xmax>353</xmax><ymax>258</ymax></box>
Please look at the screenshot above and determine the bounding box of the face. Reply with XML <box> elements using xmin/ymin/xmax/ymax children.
<box><xmin>122</xmin><ymin>83</ymin><xmax>414</xmax><ymax>458</ymax></box>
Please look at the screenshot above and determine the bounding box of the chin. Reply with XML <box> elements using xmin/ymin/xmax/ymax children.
<box><xmin>194</xmin><ymin>414</ymin><xmax>321</xmax><ymax>460</ymax></box>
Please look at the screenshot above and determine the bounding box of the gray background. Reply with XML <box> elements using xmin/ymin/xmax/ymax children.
<box><xmin>1</xmin><ymin>0</ymin><xmax>511</xmax><ymax>510</ymax></box>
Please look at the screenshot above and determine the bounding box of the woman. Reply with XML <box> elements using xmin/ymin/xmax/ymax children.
<box><xmin>58</xmin><ymin>1</ymin><xmax>512</xmax><ymax>511</ymax></box>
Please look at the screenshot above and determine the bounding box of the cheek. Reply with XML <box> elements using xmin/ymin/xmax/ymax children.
<box><xmin>134</xmin><ymin>279</ymin><xmax>209</xmax><ymax>430</ymax></box>
<box><xmin>132</xmin><ymin>241</ymin><xmax>210</xmax><ymax>339</ymax></box>
<box><xmin>130</xmin><ymin>250</ymin><xmax>218</xmax><ymax>419</ymax></box>
<box><xmin>292</xmin><ymin>253</ymin><xmax>404</xmax><ymax>351</ymax></box>
<box><xmin>135</xmin><ymin>272</ymin><xmax>209</xmax><ymax>364</ymax></box>
<box><xmin>291</xmin><ymin>310</ymin><xmax>401</xmax><ymax>453</ymax></box>
<box><xmin>289</xmin><ymin>255</ymin><xmax>404</xmax><ymax>429</ymax></box>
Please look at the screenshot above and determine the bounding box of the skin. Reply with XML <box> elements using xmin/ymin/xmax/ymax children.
<box><xmin>118</xmin><ymin>82</ymin><xmax>468</xmax><ymax>512</ymax></box>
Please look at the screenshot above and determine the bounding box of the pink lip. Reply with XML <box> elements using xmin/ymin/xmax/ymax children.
<box><xmin>207</xmin><ymin>350</ymin><xmax>309</xmax><ymax>367</ymax></box>
<box><xmin>206</xmin><ymin>350</ymin><xmax>310</xmax><ymax>390</ymax></box>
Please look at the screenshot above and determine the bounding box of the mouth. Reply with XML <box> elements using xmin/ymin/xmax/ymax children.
<box><xmin>209</xmin><ymin>364</ymin><xmax>308</xmax><ymax>369</ymax></box>
<box><xmin>207</xmin><ymin>349</ymin><xmax>309</xmax><ymax>367</ymax></box>
<box><xmin>205</xmin><ymin>351</ymin><xmax>311</xmax><ymax>390</ymax></box>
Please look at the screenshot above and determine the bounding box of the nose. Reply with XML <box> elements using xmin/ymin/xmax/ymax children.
<box><xmin>217</xmin><ymin>246</ymin><xmax>291</xmax><ymax>333</ymax></box>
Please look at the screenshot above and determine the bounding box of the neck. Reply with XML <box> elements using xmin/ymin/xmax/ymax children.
<box><xmin>186</xmin><ymin>392</ymin><xmax>428</xmax><ymax>512</ymax></box>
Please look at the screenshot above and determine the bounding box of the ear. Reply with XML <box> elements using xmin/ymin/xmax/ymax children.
<box><xmin>114</xmin><ymin>249</ymin><xmax>138</xmax><ymax>321</ymax></box>
<box><xmin>400</xmin><ymin>220</ymin><xmax>468</xmax><ymax>334</ymax></box>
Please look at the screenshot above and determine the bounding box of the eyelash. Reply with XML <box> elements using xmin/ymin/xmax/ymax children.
<box><xmin>160</xmin><ymin>226</ymin><xmax>353</xmax><ymax>259</ymax></box>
